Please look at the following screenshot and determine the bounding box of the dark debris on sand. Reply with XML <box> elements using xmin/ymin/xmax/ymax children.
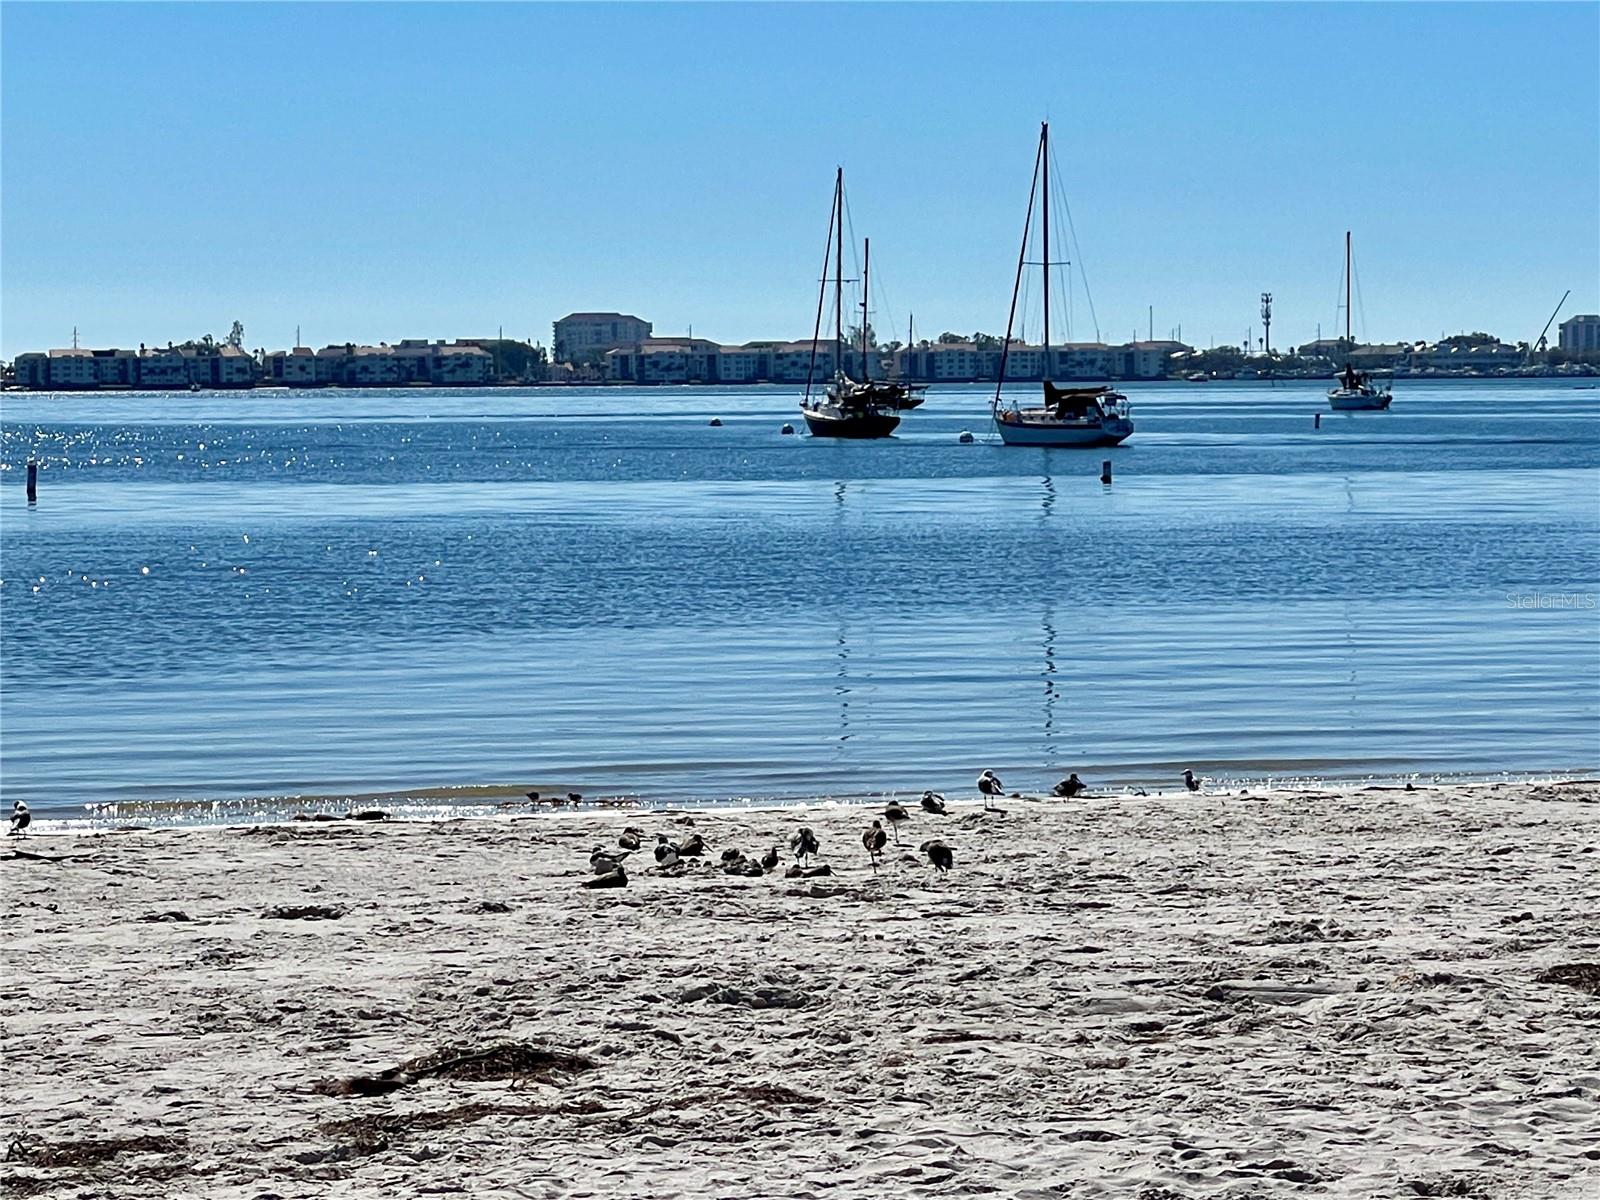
<box><xmin>262</xmin><ymin>904</ymin><xmax>347</xmax><ymax>921</ymax></box>
<box><xmin>3</xmin><ymin>1134</ymin><xmax>191</xmax><ymax>1196</ymax></box>
<box><xmin>1535</xmin><ymin>962</ymin><xmax>1600</xmax><ymax>997</ymax></box>
<box><xmin>313</xmin><ymin>1040</ymin><xmax>597</xmax><ymax>1098</ymax></box>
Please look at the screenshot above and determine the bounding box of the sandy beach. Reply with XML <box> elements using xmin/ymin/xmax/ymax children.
<box><xmin>4</xmin><ymin>780</ymin><xmax>1598</xmax><ymax>1198</ymax></box>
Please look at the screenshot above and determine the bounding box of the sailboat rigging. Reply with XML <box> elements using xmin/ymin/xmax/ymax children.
<box><xmin>1327</xmin><ymin>231</ymin><xmax>1393</xmax><ymax>411</ymax></box>
<box><xmin>992</xmin><ymin>122</ymin><xmax>1133</xmax><ymax>448</ymax></box>
<box><xmin>800</xmin><ymin>168</ymin><xmax>924</xmax><ymax>438</ymax></box>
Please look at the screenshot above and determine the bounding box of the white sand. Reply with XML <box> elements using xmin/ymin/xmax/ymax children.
<box><xmin>4</xmin><ymin>781</ymin><xmax>1598</xmax><ymax>1198</ymax></box>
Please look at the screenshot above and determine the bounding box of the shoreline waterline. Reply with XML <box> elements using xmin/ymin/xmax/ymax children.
<box><xmin>20</xmin><ymin>766</ymin><xmax>1600</xmax><ymax>833</ymax></box>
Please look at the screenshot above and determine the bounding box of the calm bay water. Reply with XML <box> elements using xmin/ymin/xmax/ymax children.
<box><xmin>2</xmin><ymin>380</ymin><xmax>1597</xmax><ymax>822</ymax></box>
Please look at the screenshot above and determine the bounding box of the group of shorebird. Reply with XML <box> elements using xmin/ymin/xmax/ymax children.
<box><xmin>574</xmin><ymin>768</ymin><xmax>1206</xmax><ymax>889</ymax></box>
<box><xmin>578</xmin><ymin>798</ymin><xmax>956</xmax><ymax>891</ymax></box>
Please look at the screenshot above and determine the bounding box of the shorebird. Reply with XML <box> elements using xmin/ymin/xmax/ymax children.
<box><xmin>618</xmin><ymin>828</ymin><xmax>643</xmax><ymax>851</ymax></box>
<box><xmin>720</xmin><ymin>847</ymin><xmax>742</xmax><ymax>865</ymax></box>
<box><xmin>883</xmin><ymin>801</ymin><xmax>910</xmax><ymax>843</ymax></box>
<box><xmin>524</xmin><ymin>790</ymin><xmax>541</xmax><ymax>802</ymax></box>
<box><xmin>920</xmin><ymin>791</ymin><xmax>947</xmax><ymax>815</ymax></box>
<box><xmin>977</xmin><ymin>770</ymin><xmax>1006</xmax><ymax>811</ymax></box>
<box><xmin>760</xmin><ymin>846</ymin><xmax>780</xmax><ymax>872</ymax></box>
<box><xmin>920</xmin><ymin>839</ymin><xmax>954</xmax><ymax>874</ymax></box>
<box><xmin>654</xmin><ymin>834</ymin><xmax>680</xmax><ymax>870</ymax></box>
<box><xmin>678</xmin><ymin>832</ymin><xmax>706</xmax><ymax>858</ymax></box>
<box><xmin>581</xmin><ymin>866</ymin><xmax>627</xmax><ymax>889</ymax></box>
<box><xmin>8</xmin><ymin>801</ymin><xmax>30</xmax><ymax>837</ymax></box>
<box><xmin>589</xmin><ymin>847</ymin><xmax>630</xmax><ymax>875</ymax></box>
<box><xmin>566</xmin><ymin>792</ymin><xmax>584</xmax><ymax>805</ymax></box>
<box><xmin>1182</xmin><ymin>769</ymin><xmax>1201</xmax><ymax>794</ymax></box>
<box><xmin>863</xmin><ymin>819</ymin><xmax>888</xmax><ymax>871</ymax></box>
<box><xmin>791</xmin><ymin>826</ymin><xmax>819</xmax><ymax>864</ymax></box>
<box><xmin>1053</xmin><ymin>773</ymin><xmax>1086</xmax><ymax>798</ymax></box>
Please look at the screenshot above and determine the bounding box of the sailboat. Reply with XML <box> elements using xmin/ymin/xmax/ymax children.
<box><xmin>1327</xmin><ymin>231</ymin><xmax>1393</xmax><ymax>411</ymax></box>
<box><xmin>800</xmin><ymin>169</ymin><xmax>915</xmax><ymax>438</ymax></box>
<box><xmin>992</xmin><ymin>122</ymin><xmax>1133</xmax><ymax>448</ymax></box>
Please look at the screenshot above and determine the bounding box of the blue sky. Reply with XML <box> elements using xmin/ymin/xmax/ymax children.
<box><xmin>3</xmin><ymin>1</ymin><xmax>1597</xmax><ymax>357</ymax></box>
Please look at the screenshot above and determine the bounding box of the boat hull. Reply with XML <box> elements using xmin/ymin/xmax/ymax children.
<box><xmin>1328</xmin><ymin>388</ymin><xmax>1392</xmax><ymax>411</ymax></box>
<box><xmin>994</xmin><ymin>413</ymin><xmax>1133</xmax><ymax>447</ymax></box>
<box><xmin>801</xmin><ymin>407</ymin><xmax>901</xmax><ymax>438</ymax></box>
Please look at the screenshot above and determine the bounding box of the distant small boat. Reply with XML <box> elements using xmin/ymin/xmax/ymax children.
<box><xmin>799</xmin><ymin>169</ymin><xmax>913</xmax><ymax>439</ymax></box>
<box><xmin>1328</xmin><ymin>231</ymin><xmax>1393</xmax><ymax>412</ymax></box>
<box><xmin>991</xmin><ymin>122</ymin><xmax>1133</xmax><ymax>448</ymax></box>
<box><xmin>1187</xmin><ymin>372</ymin><xmax>1209</xmax><ymax>383</ymax></box>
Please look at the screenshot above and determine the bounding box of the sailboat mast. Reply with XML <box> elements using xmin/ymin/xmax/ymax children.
<box><xmin>803</xmin><ymin>172</ymin><xmax>839</xmax><ymax>405</ymax></box>
<box><xmin>994</xmin><ymin>130</ymin><xmax>1044</xmax><ymax>413</ymax></box>
<box><xmin>861</xmin><ymin>237</ymin><xmax>871</xmax><ymax>380</ymax></box>
<box><xmin>834</xmin><ymin>168</ymin><xmax>844</xmax><ymax>380</ymax></box>
<box><xmin>1042</xmin><ymin>122</ymin><xmax>1051</xmax><ymax>379</ymax></box>
<box><xmin>1344</xmin><ymin>230</ymin><xmax>1352</xmax><ymax>344</ymax></box>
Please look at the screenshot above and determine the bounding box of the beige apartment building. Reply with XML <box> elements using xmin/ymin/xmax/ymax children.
<box><xmin>553</xmin><ymin>312</ymin><xmax>652</xmax><ymax>364</ymax></box>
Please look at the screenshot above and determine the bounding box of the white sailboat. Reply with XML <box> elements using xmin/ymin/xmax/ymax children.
<box><xmin>992</xmin><ymin>122</ymin><xmax>1133</xmax><ymax>448</ymax></box>
<box><xmin>1327</xmin><ymin>231</ymin><xmax>1393</xmax><ymax>411</ymax></box>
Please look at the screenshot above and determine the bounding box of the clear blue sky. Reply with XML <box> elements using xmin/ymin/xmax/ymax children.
<box><xmin>3</xmin><ymin>1</ymin><xmax>1597</xmax><ymax>357</ymax></box>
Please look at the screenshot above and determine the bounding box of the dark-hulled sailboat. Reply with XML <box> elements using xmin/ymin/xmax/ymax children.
<box><xmin>992</xmin><ymin>122</ymin><xmax>1134</xmax><ymax>448</ymax></box>
<box><xmin>800</xmin><ymin>169</ymin><xmax>920</xmax><ymax>438</ymax></box>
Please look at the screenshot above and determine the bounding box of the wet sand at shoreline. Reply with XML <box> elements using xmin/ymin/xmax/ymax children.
<box><xmin>4</xmin><ymin>781</ymin><xmax>1598</xmax><ymax>1197</ymax></box>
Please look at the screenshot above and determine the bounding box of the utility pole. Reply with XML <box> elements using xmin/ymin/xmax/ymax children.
<box><xmin>72</xmin><ymin>325</ymin><xmax>79</xmax><ymax>349</ymax></box>
<box><xmin>1260</xmin><ymin>293</ymin><xmax>1273</xmax><ymax>356</ymax></box>
<box><xmin>1148</xmin><ymin>305</ymin><xmax>1153</xmax><ymax>342</ymax></box>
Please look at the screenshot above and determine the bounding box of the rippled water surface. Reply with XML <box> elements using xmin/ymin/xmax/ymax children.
<box><xmin>3</xmin><ymin>380</ymin><xmax>1597</xmax><ymax>820</ymax></box>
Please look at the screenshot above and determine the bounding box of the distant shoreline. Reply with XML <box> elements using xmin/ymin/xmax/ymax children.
<box><xmin>5</xmin><ymin>371</ymin><xmax>1598</xmax><ymax>396</ymax></box>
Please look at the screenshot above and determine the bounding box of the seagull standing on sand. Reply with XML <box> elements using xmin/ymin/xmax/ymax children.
<box><xmin>1053</xmin><ymin>773</ymin><xmax>1086</xmax><ymax>798</ymax></box>
<box><xmin>977</xmin><ymin>770</ymin><xmax>1006</xmax><ymax>811</ymax></box>
<box><xmin>791</xmin><ymin>827</ymin><xmax>820</xmax><ymax>865</ymax></box>
<box><xmin>920</xmin><ymin>840</ymin><xmax>954</xmax><ymax>874</ymax></box>
<box><xmin>863</xmin><ymin>820</ymin><xmax>888</xmax><ymax>871</ymax></box>
<box><xmin>1182</xmin><ymin>769</ymin><xmax>1201</xmax><ymax>794</ymax></box>
<box><xmin>883</xmin><ymin>801</ymin><xmax>910</xmax><ymax>844</ymax></box>
<box><xmin>678</xmin><ymin>833</ymin><xmax>706</xmax><ymax>858</ymax></box>
<box><xmin>920</xmin><ymin>791</ymin><xmax>947</xmax><ymax>815</ymax></box>
<box><xmin>8</xmin><ymin>801</ymin><xmax>30</xmax><ymax>837</ymax></box>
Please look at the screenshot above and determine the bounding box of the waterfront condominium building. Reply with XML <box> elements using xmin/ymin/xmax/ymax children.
<box><xmin>1558</xmin><ymin>314</ymin><xmax>1600</xmax><ymax>355</ymax></box>
<box><xmin>552</xmin><ymin>312</ymin><xmax>652</xmax><ymax>363</ymax></box>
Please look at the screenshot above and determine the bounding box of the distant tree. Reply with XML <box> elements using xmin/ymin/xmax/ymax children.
<box><xmin>478</xmin><ymin>340</ymin><xmax>546</xmax><ymax>380</ymax></box>
<box><xmin>971</xmin><ymin>332</ymin><xmax>1002</xmax><ymax>352</ymax></box>
<box><xmin>936</xmin><ymin>331</ymin><xmax>965</xmax><ymax>344</ymax></box>
<box><xmin>226</xmin><ymin>321</ymin><xmax>245</xmax><ymax>348</ymax></box>
<box><xmin>844</xmin><ymin>323</ymin><xmax>876</xmax><ymax>351</ymax></box>
<box><xmin>882</xmin><ymin>340</ymin><xmax>904</xmax><ymax>355</ymax></box>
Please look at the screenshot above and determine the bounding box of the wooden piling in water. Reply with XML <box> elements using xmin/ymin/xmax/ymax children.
<box><xmin>26</xmin><ymin>459</ymin><xmax>38</xmax><ymax>503</ymax></box>
<box><xmin>1100</xmin><ymin>460</ymin><xmax>1112</xmax><ymax>485</ymax></box>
